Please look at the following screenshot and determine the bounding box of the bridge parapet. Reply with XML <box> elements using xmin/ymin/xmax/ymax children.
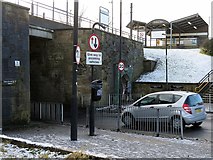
<box><xmin>29</xmin><ymin>25</ymin><xmax>53</xmax><ymax>39</ymax></box>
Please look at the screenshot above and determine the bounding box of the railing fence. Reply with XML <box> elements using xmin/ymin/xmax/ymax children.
<box><xmin>31</xmin><ymin>102</ymin><xmax>64</xmax><ymax>123</ymax></box>
<box><xmin>7</xmin><ymin>0</ymin><xmax>143</xmax><ymax>42</ymax></box>
<box><xmin>94</xmin><ymin>105</ymin><xmax>184</xmax><ymax>139</ymax></box>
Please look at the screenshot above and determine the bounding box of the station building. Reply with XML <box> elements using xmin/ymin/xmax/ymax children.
<box><xmin>127</xmin><ymin>13</ymin><xmax>209</xmax><ymax>48</ymax></box>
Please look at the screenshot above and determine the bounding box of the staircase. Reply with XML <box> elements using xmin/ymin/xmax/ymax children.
<box><xmin>195</xmin><ymin>70</ymin><xmax>213</xmax><ymax>103</ymax></box>
<box><xmin>201</xmin><ymin>84</ymin><xmax>213</xmax><ymax>103</ymax></box>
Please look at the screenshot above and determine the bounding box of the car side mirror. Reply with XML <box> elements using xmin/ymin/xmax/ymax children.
<box><xmin>134</xmin><ymin>102</ymin><xmax>139</xmax><ymax>107</ymax></box>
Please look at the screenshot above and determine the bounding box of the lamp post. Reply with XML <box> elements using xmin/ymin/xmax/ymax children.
<box><xmin>147</xmin><ymin>19</ymin><xmax>170</xmax><ymax>90</ymax></box>
<box><xmin>110</xmin><ymin>0</ymin><xmax>114</xmax><ymax>33</ymax></box>
<box><xmin>162</xmin><ymin>32</ymin><xmax>168</xmax><ymax>90</ymax></box>
<box><xmin>71</xmin><ymin>0</ymin><xmax>78</xmax><ymax>141</ymax></box>
<box><xmin>165</xmin><ymin>34</ymin><xmax>168</xmax><ymax>90</ymax></box>
<box><xmin>170</xmin><ymin>22</ymin><xmax>172</xmax><ymax>49</ymax></box>
<box><xmin>89</xmin><ymin>22</ymin><xmax>106</xmax><ymax>136</ymax></box>
<box><xmin>117</xmin><ymin>0</ymin><xmax>122</xmax><ymax>131</ymax></box>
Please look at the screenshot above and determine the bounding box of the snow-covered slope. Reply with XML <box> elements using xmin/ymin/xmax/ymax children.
<box><xmin>137</xmin><ymin>48</ymin><xmax>212</xmax><ymax>83</ymax></box>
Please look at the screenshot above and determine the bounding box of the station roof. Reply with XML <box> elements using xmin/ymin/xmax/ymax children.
<box><xmin>126</xmin><ymin>20</ymin><xmax>146</xmax><ymax>31</ymax></box>
<box><xmin>126</xmin><ymin>13</ymin><xmax>208</xmax><ymax>34</ymax></box>
<box><xmin>170</xmin><ymin>13</ymin><xmax>208</xmax><ymax>33</ymax></box>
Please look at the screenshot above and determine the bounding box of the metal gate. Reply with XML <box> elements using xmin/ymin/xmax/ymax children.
<box><xmin>31</xmin><ymin>102</ymin><xmax>64</xmax><ymax>123</ymax></box>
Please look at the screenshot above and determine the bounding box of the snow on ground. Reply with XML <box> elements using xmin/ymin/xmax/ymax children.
<box><xmin>137</xmin><ymin>48</ymin><xmax>212</xmax><ymax>83</ymax></box>
<box><xmin>2</xmin><ymin>123</ymin><xmax>212</xmax><ymax>159</ymax></box>
<box><xmin>0</xmin><ymin>141</ymin><xmax>69</xmax><ymax>159</ymax></box>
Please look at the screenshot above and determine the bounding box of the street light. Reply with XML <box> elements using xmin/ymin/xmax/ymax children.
<box><xmin>117</xmin><ymin>0</ymin><xmax>122</xmax><ymax>131</ymax></box>
<box><xmin>170</xmin><ymin>22</ymin><xmax>172</xmax><ymax>49</ymax></box>
<box><xmin>71</xmin><ymin>0</ymin><xmax>78</xmax><ymax>141</ymax></box>
<box><xmin>92</xmin><ymin>22</ymin><xmax>106</xmax><ymax>32</ymax></box>
<box><xmin>165</xmin><ymin>34</ymin><xmax>168</xmax><ymax>90</ymax></box>
<box><xmin>109</xmin><ymin>0</ymin><xmax>114</xmax><ymax>33</ymax></box>
<box><xmin>162</xmin><ymin>32</ymin><xmax>168</xmax><ymax>90</ymax></box>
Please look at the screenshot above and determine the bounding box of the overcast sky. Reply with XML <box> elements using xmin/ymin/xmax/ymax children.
<box><xmin>6</xmin><ymin>0</ymin><xmax>213</xmax><ymax>34</ymax></box>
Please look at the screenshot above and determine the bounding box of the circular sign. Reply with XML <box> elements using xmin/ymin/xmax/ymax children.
<box><xmin>88</xmin><ymin>34</ymin><xmax>100</xmax><ymax>51</ymax></box>
<box><xmin>118</xmin><ymin>61</ymin><xmax>125</xmax><ymax>72</ymax></box>
<box><xmin>75</xmin><ymin>45</ymin><xmax>80</xmax><ymax>64</ymax></box>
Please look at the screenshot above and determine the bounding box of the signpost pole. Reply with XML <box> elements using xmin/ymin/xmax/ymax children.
<box><xmin>117</xmin><ymin>0</ymin><xmax>122</xmax><ymax>132</ymax></box>
<box><xmin>71</xmin><ymin>0</ymin><xmax>78</xmax><ymax>141</ymax></box>
<box><xmin>89</xmin><ymin>23</ymin><xmax>105</xmax><ymax>136</ymax></box>
<box><xmin>89</xmin><ymin>65</ymin><xmax>95</xmax><ymax>136</ymax></box>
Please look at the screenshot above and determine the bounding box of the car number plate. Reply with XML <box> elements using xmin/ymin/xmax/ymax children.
<box><xmin>195</xmin><ymin>108</ymin><xmax>202</xmax><ymax>113</ymax></box>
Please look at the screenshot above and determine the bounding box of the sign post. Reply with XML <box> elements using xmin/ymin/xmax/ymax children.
<box><xmin>87</xmin><ymin>24</ymin><xmax>105</xmax><ymax>136</ymax></box>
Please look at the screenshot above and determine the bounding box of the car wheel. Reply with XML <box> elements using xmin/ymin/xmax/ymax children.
<box><xmin>122</xmin><ymin>113</ymin><xmax>135</xmax><ymax>127</ymax></box>
<box><xmin>192</xmin><ymin>122</ymin><xmax>202</xmax><ymax>127</ymax></box>
<box><xmin>170</xmin><ymin>116</ymin><xmax>185</xmax><ymax>131</ymax></box>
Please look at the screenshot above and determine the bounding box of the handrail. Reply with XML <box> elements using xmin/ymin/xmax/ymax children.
<box><xmin>198</xmin><ymin>70</ymin><xmax>213</xmax><ymax>84</ymax></box>
<box><xmin>195</xmin><ymin>70</ymin><xmax>213</xmax><ymax>93</ymax></box>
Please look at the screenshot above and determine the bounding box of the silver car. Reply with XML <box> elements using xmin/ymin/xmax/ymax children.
<box><xmin>121</xmin><ymin>91</ymin><xmax>207</xmax><ymax>129</ymax></box>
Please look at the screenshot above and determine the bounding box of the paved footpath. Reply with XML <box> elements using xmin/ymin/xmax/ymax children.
<box><xmin>3</xmin><ymin>122</ymin><xmax>212</xmax><ymax>159</ymax></box>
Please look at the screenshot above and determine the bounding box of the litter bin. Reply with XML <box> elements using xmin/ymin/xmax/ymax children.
<box><xmin>91</xmin><ymin>80</ymin><xmax>102</xmax><ymax>101</ymax></box>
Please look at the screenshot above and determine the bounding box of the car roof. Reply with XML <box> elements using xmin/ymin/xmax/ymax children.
<box><xmin>146</xmin><ymin>91</ymin><xmax>197</xmax><ymax>96</ymax></box>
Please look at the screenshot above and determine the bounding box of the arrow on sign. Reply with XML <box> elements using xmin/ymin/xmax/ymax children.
<box><xmin>94</xmin><ymin>38</ymin><xmax>97</xmax><ymax>48</ymax></box>
<box><xmin>88</xmin><ymin>34</ymin><xmax>100</xmax><ymax>51</ymax></box>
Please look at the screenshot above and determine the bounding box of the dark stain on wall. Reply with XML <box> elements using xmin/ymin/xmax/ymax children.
<box><xmin>2</xmin><ymin>2</ymin><xmax>30</xmax><ymax>126</ymax></box>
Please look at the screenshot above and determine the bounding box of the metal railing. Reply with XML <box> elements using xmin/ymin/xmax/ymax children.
<box><xmin>7</xmin><ymin>0</ymin><xmax>142</xmax><ymax>41</ymax></box>
<box><xmin>195</xmin><ymin>70</ymin><xmax>213</xmax><ymax>93</ymax></box>
<box><xmin>84</xmin><ymin>93</ymin><xmax>184</xmax><ymax>138</ymax></box>
<box><xmin>94</xmin><ymin>105</ymin><xmax>184</xmax><ymax>139</ymax></box>
<box><xmin>31</xmin><ymin>102</ymin><xmax>64</xmax><ymax>123</ymax></box>
<box><xmin>81</xmin><ymin>93</ymin><xmax>184</xmax><ymax>138</ymax></box>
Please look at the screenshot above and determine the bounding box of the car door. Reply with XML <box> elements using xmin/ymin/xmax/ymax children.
<box><xmin>155</xmin><ymin>94</ymin><xmax>179</xmax><ymax>121</ymax></box>
<box><xmin>133</xmin><ymin>94</ymin><xmax>158</xmax><ymax>122</ymax></box>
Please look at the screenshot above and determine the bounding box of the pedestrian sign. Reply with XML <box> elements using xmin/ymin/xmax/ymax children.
<box><xmin>75</xmin><ymin>45</ymin><xmax>80</xmax><ymax>65</ymax></box>
<box><xmin>118</xmin><ymin>61</ymin><xmax>125</xmax><ymax>72</ymax></box>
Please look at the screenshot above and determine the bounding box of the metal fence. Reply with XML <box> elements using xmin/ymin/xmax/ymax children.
<box><xmin>8</xmin><ymin>0</ymin><xmax>142</xmax><ymax>41</ymax></box>
<box><xmin>31</xmin><ymin>102</ymin><xmax>64</xmax><ymax>123</ymax></box>
<box><xmin>95</xmin><ymin>105</ymin><xmax>184</xmax><ymax>139</ymax></box>
<box><xmin>202</xmin><ymin>94</ymin><xmax>213</xmax><ymax>112</ymax></box>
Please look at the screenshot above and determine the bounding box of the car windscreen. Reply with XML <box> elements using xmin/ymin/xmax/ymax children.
<box><xmin>185</xmin><ymin>94</ymin><xmax>203</xmax><ymax>107</ymax></box>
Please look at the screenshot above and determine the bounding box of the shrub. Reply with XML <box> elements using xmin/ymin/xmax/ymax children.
<box><xmin>200</xmin><ymin>38</ymin><xmax>213</xmax><ymax>56</ymax></box>
<box><xmin>65</xmin><ymin>152</ymin><xmax>91</xmax><ymax>159</ymax></box>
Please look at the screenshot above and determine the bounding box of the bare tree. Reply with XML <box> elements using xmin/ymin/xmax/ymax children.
<box><xmin>78</xmin><ymin>5</ymin><xmax>87</xmax><ymax>27</ymax></box>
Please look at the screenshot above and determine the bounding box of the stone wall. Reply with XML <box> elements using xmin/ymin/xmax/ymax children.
<box><xmin>30</xmin><ymin>28</ymin><xmax>144</xmax><ymax>112</ymax></box>
<box><xmin>2</xmin><ymin>2</ymin><xmax>30</xmax><ymax>126</ymax></box>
